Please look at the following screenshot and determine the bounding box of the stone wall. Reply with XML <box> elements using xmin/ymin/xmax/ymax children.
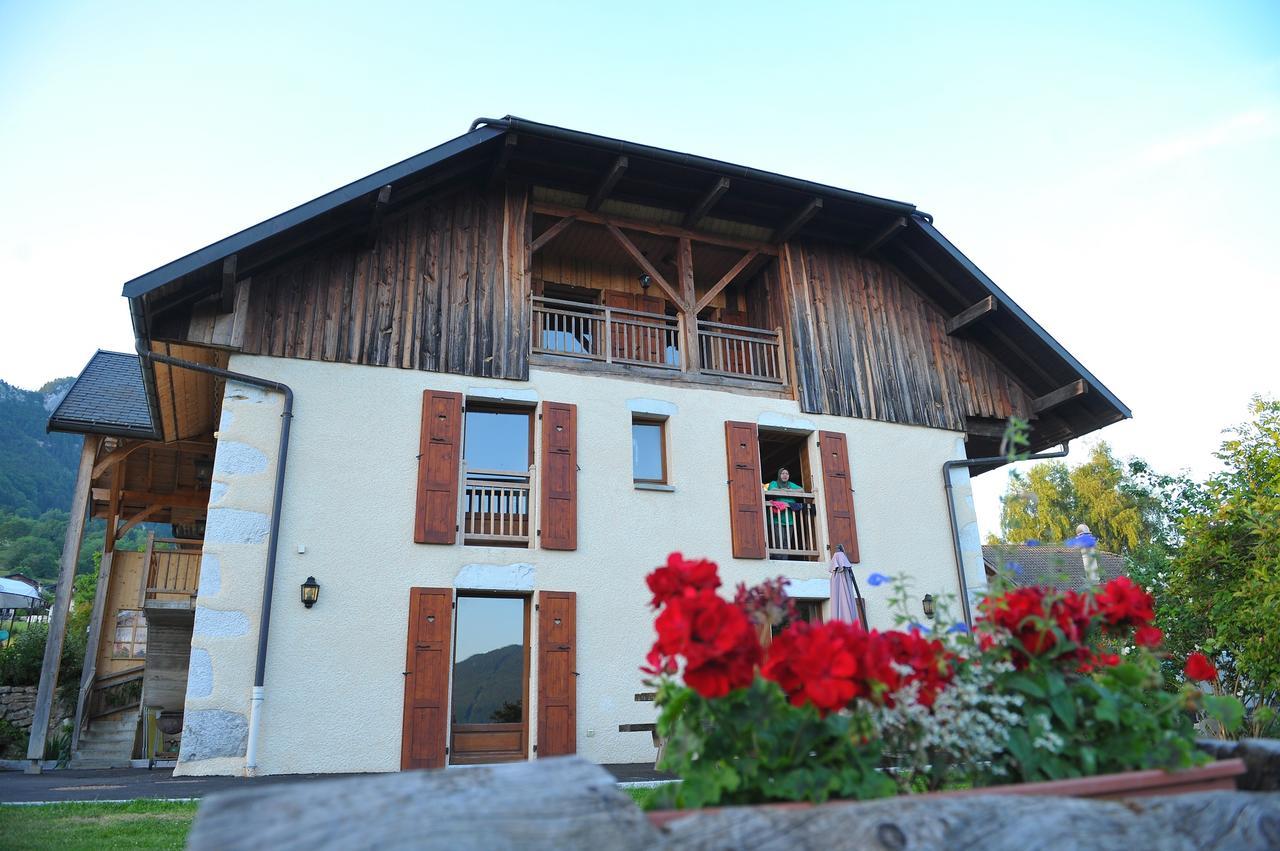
<box><xmin>0</xmin><ymin>685</ymin><xmax>71</xmax><ymax>734</ymax></box>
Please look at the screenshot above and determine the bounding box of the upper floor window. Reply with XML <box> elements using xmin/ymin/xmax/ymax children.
<box><xmin>632</xmin><ymin>416</ymin><xmax>667</xmax><ymax>484</ymax></box>
<box><xmin>462</xmin><ymin>404</ymin><xmax>533</xmax><ymax>547</ymax></box>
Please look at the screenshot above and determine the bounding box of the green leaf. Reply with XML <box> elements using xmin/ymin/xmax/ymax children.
<box><xmin>1095</xmin><ymin>698</ymin><xmax>1119</xmax><ymax>725</ymax></box>
<box><xmin>1005</xmin><ymin>673</ymin><xmax>1047</xmax><ymax>699</ymax></box>
<box><xmin>1203</xmin><ymin>695</ymin><xmax>1245</xmax><ymax>733</ymax></box>
<box><xmin>1049</xmin><ymin>691</ymin><xmax>1077</xmax><ymax>730</ymax></box>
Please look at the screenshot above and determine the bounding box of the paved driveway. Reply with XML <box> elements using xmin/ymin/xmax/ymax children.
<box><xmin>0</xmin><ymin>763</ymin><xmax>670</xmax><ymax>803</ymax></box>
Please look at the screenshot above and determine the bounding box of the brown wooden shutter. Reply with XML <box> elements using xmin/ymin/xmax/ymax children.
<box><xmin>819</xmin><ymin>430</ymin><xmax>861</xmax><ymax>562</ymax></box>
<box><xmin>414</xmin><ymin>390</ymin><xmax>463</xmax><ymax>544</ymax></box>
<box><xmin>537</xmin><ymin>591</ymin><xmax>576</xmax><ymax>757</ymax></box>
<box><xmin>401</xmin><ymin>587</ymin><xmax>453</xmax><ymax>769</ymax></box>
<box><xmin>540</xmin><ymin>402</ymin><xmax>577</xmax><ymax>550</ymax></box>
<box><xmin>725</xmin><ymin>421</ymin><xmax>766</xmax><ymax>559</ymax></box>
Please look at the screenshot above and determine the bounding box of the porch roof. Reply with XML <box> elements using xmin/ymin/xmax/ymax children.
<box><xmin>47</xmin><ymin>350</ymin><xmax>158</xmax><ymax>440</ymax></box>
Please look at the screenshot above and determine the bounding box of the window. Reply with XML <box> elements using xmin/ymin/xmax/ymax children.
<box><xmin>795</xmin><ymin>599</ymin><xmax>824</xmax><ymax>624</ymax></box>
<box><xmin>450</xmin><ymin>594</ymin><xmax>531</xmax><ymax>765</ymax></box>
<box><xmin>462</xmin><ymin>404</ymin><xmax>534</xmax><ymax>547</ymax></box>
<box><xmin>631</xmin><ymin>417</ymin><xmax>667</xmax><ymax>484</ymax></box>
<box><xmin>112</xmin><ymin>609</ymin><xmax>147</xmax><ymax>659</ymax></box>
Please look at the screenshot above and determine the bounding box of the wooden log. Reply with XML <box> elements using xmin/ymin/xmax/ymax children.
<box><xmin>658</xmin><ymin>789</ymin><xmax>1280</xmax><ymax>850</ymax></box>
<box><xmin>188</xmin><ymin>756</ymin><xmax>659</xmax><ymax>851</ymax></box>
<box><xmin>26</xmin><ymin>435</ymin><xmax>97</xmax><ymax>772</ymax></box>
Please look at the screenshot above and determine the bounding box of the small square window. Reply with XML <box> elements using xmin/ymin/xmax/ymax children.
<box><xmin>632</xmin><ymin>417</ymin><xmax>667</xmax><ymax>484</ymax></box>
<box><xmin>110</xmin><ymin>609</ymin><xmax>147</xmax><ymax>660</ymax></box>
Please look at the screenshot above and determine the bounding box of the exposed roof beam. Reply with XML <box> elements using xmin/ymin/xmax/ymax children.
<box><xmin>964</xmin><ymin>417</ymin><xmax>1011</xmax><ymax>439</ymax></box>
<box><xmin>488</xmin><ymin>134</ymin><xmax>517</xmax><ymax>186</ymax></box>
<box><xmin>857</xmin><ymin>216</ymin><xmax>906</xmax><ymax>255</ymax></box>
<box><xmin>531</xmin><ymin>200</ymin><xmax>777</xmax><ymax>255</ymax></box>
<box><xmin>92</xmin><ymin>440</ymin><xmax>144</xmax><ymax>480</ymax></box>
<box><xmin>92</xmin><ymin>488</ymin><xmax>211</xmax><ymax>509</ymax></box>
<box><xmin>773</xmin><ymin>197</ymin><xmax>823</xmax><ymax>244</ymax></box>
<box><xmin>684</xmin><ymin>176</ymin><xmax>730</xmax><ymax>228</ymax></box>
<box><xmin>695</xmin><ymin>250</ymin><xmax>760</xmax><ymax>313</ymax></box>
<box><xmin>946</xmin><ymin>295</ymin><xmax>998</xmax><ymax>336</ymax></box>
<box><xmin>116</xmin><ymin>504</ymin><xmax>160</xmax><ymax>539</ymax></box>
<box><xmin>586</xmin><ymin>155</ymin><xmax>628</xmax><ymax>212</ymax></box>
<box><xmin>219</xmin><ymin>255</ymin><xmax>238</xmax><ymax>314</ymax></box>
<box><xmin>1032</xmin><ymin>379</ymin><xmax>1088</xmax><ymax>414</ymax></box>
<box><xmin>604</xmin><ymin>223</ymin><xmax>684</xmax><ymax>308</ymax></box>
<box><xmin>530</xmin><ymin>215</ymin><xmax>578</xmax><ymax>253</ymax></box>
<box><xmin>363</xmin><ymin>185</ymin><xmax>392</xmax><ymax>249</ymax></box>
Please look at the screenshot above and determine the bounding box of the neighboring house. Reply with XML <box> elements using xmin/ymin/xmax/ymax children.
<box><xmin>31</xmin><ymin>117</ymin><xmax>1129</xmax><ymax>776</ymax></box>
<box><xmin>982</xmin><ymin>544</ymin><xmax>1127</xmax><ymax>592</ymax></box>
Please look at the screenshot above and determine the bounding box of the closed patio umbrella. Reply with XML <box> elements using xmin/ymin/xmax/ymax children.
<box><xmin>829</xmin><ymin>546</ymin><xmax>865</xmax><ymax>627</ymax></box>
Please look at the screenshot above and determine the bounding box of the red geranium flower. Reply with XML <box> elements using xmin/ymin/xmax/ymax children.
<box><xmin>646</xmin><ymin>552</ymin><xmax>721</xmax><ymax>609</ymax></box>
<box><xmin>1095</xmin><ymin>576</ymin><xmax>1155</xmax><ymax>628</ymax></box>
<box><xmin>1185</xmin><ymin>652</ymin><xmax>1217</xmax><ymax>682</ymax></box>
<box><xmin>1134</xmin><ymin>624</ymin><xmax>1163</xmax><ymax>648</ymax></box>
<box><xmin>646</xmin><ymin>588</ymin><xmax>761</xmax><ymax>699</ymax></box>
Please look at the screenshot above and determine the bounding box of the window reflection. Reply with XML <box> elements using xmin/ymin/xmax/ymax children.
<box><xmin>452</xmin><ymin>596</ymin><xmax>525</xmax><ymax>724</ymax></box>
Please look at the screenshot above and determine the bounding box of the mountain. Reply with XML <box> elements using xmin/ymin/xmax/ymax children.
<box><xmin>451</xmin><ymin>644</ymin><xmax>524</xmax><ymax>724</ymax></box>
<box><xmin>0</xmin><ymin>377</ymin><xmax>79</xmax><ymax>516</ymax></box>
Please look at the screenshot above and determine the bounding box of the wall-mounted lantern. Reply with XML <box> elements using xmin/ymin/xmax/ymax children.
<box><xmin>638</xmin><ymin>273</ymin><xmax>652</xmax><ymax>292</ymax></box>
<box><xmin>921</xmin><ymin>594</ymin><xmax>936</xmax><ymax>620</ymax></box>
<box><xmin>301</xmin><ymin>576</ymin><xmax>320</xmax><ymax>609</ymax></box>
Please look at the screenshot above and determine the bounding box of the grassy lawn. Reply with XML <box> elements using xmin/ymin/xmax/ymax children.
<box><xmin>0</xmin><ymin>801</ymin><xmax>197</xmax><ymax>850</ymax></box>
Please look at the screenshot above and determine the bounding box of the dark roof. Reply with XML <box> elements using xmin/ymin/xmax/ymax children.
<box><xmin>47</xmin><ymin>350</ymin><xmax>157</xmax><ymax>439</ymax></box>
<box><xmin>119</xmin><ymin>115</ymin><xmax>1129</xmax><ymax>450</ymax></box>
<box><xmin>982</xmin><ymin>545</ymin><xmax>1127</xmax><ymax>593</ymax></box>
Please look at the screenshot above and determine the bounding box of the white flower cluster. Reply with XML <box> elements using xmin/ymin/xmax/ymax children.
<box><xmin>872</xmin><ymin>658</ymin><xmax>1025</xmax><ymax>781</ymax></box>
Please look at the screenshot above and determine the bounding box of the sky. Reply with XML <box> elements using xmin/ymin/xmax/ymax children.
<box><xmin>1</xmin><ymin>1</ymin><xmax>1277</xmax><ymax>537</ymax></box>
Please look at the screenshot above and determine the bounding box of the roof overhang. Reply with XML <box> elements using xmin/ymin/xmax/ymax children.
<box><xmin>47</xmin><ymin>350</ymin><xmax>159</xmax><ymax>440</ymax></box>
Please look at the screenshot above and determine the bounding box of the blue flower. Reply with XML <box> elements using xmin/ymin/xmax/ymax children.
<box><xmin>1066</xmin><ymin>532</ymin><xmax>1098</xmax><ymax>549</ymax></box>
<box><xmin>1006</xmin><ymin>561</ymin><xmax>1025</xmax><ymax>576</ymax></box>
<box><xmin>866</xmin><ymin>572</ymin><xmax>890</xmax><ymax>587</ymax></box>
<box><xmin>908</xmin><ymin>622</ymin><xmax>930</xmax><ymax>634</ymax></box>
<box><xmin>1024</xmin><ymin>539</ymin><xmax>1041</xmax><ymax>547</ymax></box>
<box><xmin>946</xmin><ymin>623</ymin><xmax>969</xmax><ymax>634</ymax></box>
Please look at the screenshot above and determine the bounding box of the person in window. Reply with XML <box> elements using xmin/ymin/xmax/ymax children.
<box><xmin>764</xmin><ymin>467</ymin><xmax>810</xmax><ymax>523</ymax></box>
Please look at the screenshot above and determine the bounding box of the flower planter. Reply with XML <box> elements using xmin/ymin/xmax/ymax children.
<box><xmin>645</xmin><ymin>758</ymin><xmax>1247</xmax><ymax>829</ymax></box>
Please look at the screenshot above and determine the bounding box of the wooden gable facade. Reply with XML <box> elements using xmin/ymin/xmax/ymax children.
<box><xmin>127</xmin><ymin>118</ymin><xmax>1128</xmax><ymax>455</ymax></box>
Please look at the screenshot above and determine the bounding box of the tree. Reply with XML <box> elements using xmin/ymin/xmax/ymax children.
<box><xmin>994</xmin><ymin>443</ymin><xmax>1163</xmax><ymax>554</ymax></box>
<box><xmin>1159</xmin><ymin>397</ymin><xmax>1280</xmax><ymax>736</ymax></box>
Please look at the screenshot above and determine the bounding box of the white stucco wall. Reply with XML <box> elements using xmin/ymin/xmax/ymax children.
<box><xmin>177</xmin><ymin>355</ymin><xmax>975</xmax><ymax>776</ymax></box>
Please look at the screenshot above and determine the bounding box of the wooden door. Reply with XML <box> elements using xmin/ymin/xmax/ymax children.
<box><xmin>819</xmin><ymin>430</ymin><xmax>861</xmax><ymax>562</ymax></box>
<box><xmin>536</xmin><ymin>591</ymin><xmax>577</xmax><ymax>757</ymax></box>
<box><xmin>401</xmin><ymin>587</ymin><xmax>453</xmax><ymax>770</ymax></box>
<box><xmin>449</xmin><ymin>596</ymin><xmax>530</xmax><ymax>765</ymax></box>
<box><xmin>725</xmin><ymin>421</ymin><xmax>766</xmax><ymax>558</ymax></box>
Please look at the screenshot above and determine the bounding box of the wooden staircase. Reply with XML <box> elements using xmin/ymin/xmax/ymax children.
<box><xmin>70</xmin><ymin>714</ymin><xmax>139</xmax><ymax>768</ymax></box>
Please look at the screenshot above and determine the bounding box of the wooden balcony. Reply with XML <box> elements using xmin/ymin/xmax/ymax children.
<box><xmin>144</xmin><ymin>538</ymin><xmax>202</xmax><ymax>604</ymax></box>
<box><xmin>462</xmin><ymin>470</ymin><xmax>532</xmax><ymax>547</ymax></box>
<box><xmin>532</xmin><ymin>296</ymin><xmax>785</xmax><ymax>386</ymax></box>
<box><xmin>763</xmin><ymin>490</ymin><xmax>821</xmax><ymax>560</ymax></box>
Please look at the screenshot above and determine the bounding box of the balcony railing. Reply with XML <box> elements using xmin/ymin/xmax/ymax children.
<box><xmin>698</xmin><ymin>320</ymin><xmax>786</xmax><ymax>384</ymax></box>
<box><xmin>462</xmin><ymin>470</ymin><xmax>532</xmax><ymax>546</ymax></box>
<box><xmin>533</xmin><ymin>296</ymin><xmax>680</xmax><ymax>370</ymax></box>
<box><xmin>145</xmin><ymin>539</ymin><xmax>203</xmax><ymax>603</ymax></box>
<box><xmin>763</xmin><ymin>489</ymin><xmax>821</xmax><ymax>560</ymax></box>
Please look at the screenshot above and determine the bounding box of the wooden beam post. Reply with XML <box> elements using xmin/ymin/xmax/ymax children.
<box><xmin>695</xmin><ymin>250</ymin><xmax>759</xmax><ymax>314</ymax></box>
<box><xmin>604</xmin><ymin>224</ymin><xmax>684</xmax><ymax>307</ymax></box>
<box><xmin>531</xmin><ymin>201</ymin><xmax>777</xmax><ymax>255</ymax></box>
<box><xmin>676</xmin><ymin>237</ymin><xmax>699</xmax><ymax>371</ymax></box>
<box><xmin>945</xmin><ymin>295</ymin><xmax>998</xmax><ymax>336</ymax></box>
<box><xmin>857</xmin><ymin>216</ymin><xmax>906</xmax><ymax>255</ymax></box>
<box><xmin>116</xmin><ymin>504</ymin><xmax>161</xmax><ymax>539</ymax></box>
<box><xmin>530</xmin><ymin>215</ymin><xmax>578</xmax><ymax>254</ymax></box>
<box><xmin>684</xmin><ymin>176</ymin><xmax>730</xmax><ymax>228</ymax></box>
<box><xmin>363</xmin><ymin>185</ymin><xmax>392</xmax><ymax>249</ymax></box>
<box><xmin>105</xmin><ymin>460</ymin><xmax>123</xmax><ymax>553</ymax></box>
<box><xmin>26</xmin><ymin>436</ymin><xmax>97</xmax><ymax>773</ymax></box>
<box><xmin>773</xmin><ymin>197</ymin><xmax>822</xmax><ymax>244</ymax></box>
<box><xmin>1032</xmin><ymin>379</ymin><xmax>1089</xmax><ymax>414</ymax></box>
<box><xmin>71</xmin><ymin>547</ymin><xmax>115</xmax><ymax>755</ymax></box>
<box><xmin>488</xmin><ymin>134</ymin><xmax>517</xmax><ymax>186</ymax></box>
<box><xmin>586</xmin><ymin>155</ymin><xmax>628</xmax><ymax>212</ymax></box>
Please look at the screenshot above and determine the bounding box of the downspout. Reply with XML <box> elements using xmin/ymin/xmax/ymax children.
<box><xmin>943</xmin><ymin>442</ymin><xmax>1069</xmax><ymax>625</ymax></box>
<box><xmin>136</xmin><ymin>347</ymin><xmax>293</xmax><ymax>776</ymax></box>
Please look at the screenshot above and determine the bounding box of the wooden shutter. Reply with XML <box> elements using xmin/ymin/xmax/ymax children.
<box><xmin>540</xmin><ymin>402</ymin><xmax>577</xmax><ymax>550</ymax></box>
<box><xmin>537</xmin><ymin>591</ymin><xmax>576</xmax><ymax>757</ymax></box>
<box><xmin>725</xmin><ymin>421</ymin><xmax>765</xmax><ymax>559</ymax></box>
<box><xmin>414</xmin><ymin>390</ymin><xmax>462</xmax><ymax>544</ymax></box>
<box><xmin>401</xmin><ymin>587</ymin><xmax>453</xmax><ymax>769</ymax></box>
<box><xmin>819</xmin><ymin>430</ymin><xmax>861</xmax><ymax>562</ymax></box>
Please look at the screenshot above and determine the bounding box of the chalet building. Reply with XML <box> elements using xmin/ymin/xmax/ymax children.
<box><xmin>31</xmin><ymin>117</ymin><xmax>1128</xmax><ymax>776</ymax></box>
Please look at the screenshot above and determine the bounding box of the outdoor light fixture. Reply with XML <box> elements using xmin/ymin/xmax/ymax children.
<box><xmin>921</xmin><ymin>594</ymin><xmax>936</xmax><ymax>620</ymax></box>
<box><xmin>193</xmin><ymin>457</ymin><xmax>214</xmax><ymax>485</ymax></box>
<box><xmin>301</xmin><ymin>576</ymin><xmax>320</xmax><ymax>609</ymax></box>
<box><xmin>638</xmin><ymin>273</ymin><xmax>652</xmax><ymax>291</ymax></box>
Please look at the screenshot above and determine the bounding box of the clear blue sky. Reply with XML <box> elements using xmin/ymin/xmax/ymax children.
<box><xmin>2</xmin><ymin>1</ymin><xmax>1277</xmax><ymax>537</ymax></box>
